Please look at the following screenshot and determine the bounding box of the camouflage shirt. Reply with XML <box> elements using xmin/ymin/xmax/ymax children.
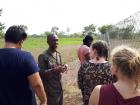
<box><xmin>38</xmin><ymin>49</ymin><xmax>62</xmax><ymax>94</ymax></box>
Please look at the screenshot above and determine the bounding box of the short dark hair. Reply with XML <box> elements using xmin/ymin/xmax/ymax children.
<box><xmin>83</xmin><ymin>35</ymin><xmax>93</xmax><ymax>44</ymax></box>
<box><xmin>47</xmin><ymin>34</ymin><xmax>55</xmax><ymax>41</ymax></box>
<box><xmin>92</xmin><ymin>40</ymin><xmax>109</xmax><ymax>60</ymax></box>
<box><xmin>5</xmin><ymin>25</ymin><xmax>27</xmax><ymax>43</ymax></box>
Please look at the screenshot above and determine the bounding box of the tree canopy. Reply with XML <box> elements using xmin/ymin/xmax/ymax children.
<box><xmin>98</xmin><ymin>25</ymin><xmax>112</xmax><ymax>34</ymax></box>
<box><xmin>82</xmin><ymin>24</ymin><xmax>96</xmax><ymax>36</ymax></box>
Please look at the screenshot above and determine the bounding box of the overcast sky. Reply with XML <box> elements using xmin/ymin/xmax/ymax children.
<box><xmin>0</xmin><ymin>0</ymin><xmax>140</xmax><ymax>34</ymax></box>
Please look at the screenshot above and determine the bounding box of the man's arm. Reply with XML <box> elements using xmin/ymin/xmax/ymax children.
<box><xmin>85</xmin><ymin>52</ymin><xmax>90</xmax><ymax>61</ymax></box>
<box><xmin>38</xmin><ymin>54</ymin><xmax>46</xmax><ymax>70</ymax></box>
<box><xmin>28</xmin><ymin>72</ymin><xmax>47</xmax><ymax>105</ymax></box>
<box><xmin>84</xmin><ymin>46</ymin><xmax>91</xmax><ymax>61</ymax></box>
<box><xmin>78</xmin><ymin>66</ymin><xmax>84</xmax><ymax>89</ymax></box>
<box><xmin>38</xmin><ymin>54</ymin><xmax>64</xmax><ymax>74</ymax></box>
<box><xmin>38</xmin><ymin>54</ymin><xmax>46</xmax><ymax>80</ymax></box>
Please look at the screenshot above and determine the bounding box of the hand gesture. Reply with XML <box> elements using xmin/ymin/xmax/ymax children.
<box><xmin>54</xmin><ymin>65</ymin><xmax>64</xmax><ymax>73</ymax></box>
<box><xmin>61</xmin><ymin>64</ymin><xmax>68</xmax><ymax>73</ymax></box>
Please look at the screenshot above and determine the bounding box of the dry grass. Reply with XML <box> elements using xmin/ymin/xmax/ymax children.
<box><xmin>62</xmin><ymin>60</ymin><xmax>82</xmax><ymax>105</ymax></box>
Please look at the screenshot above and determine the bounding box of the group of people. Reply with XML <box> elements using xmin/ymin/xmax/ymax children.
<box><xmin>77</xmin><ymin>35</ymin><xmax>140</xmax><ymax>105</ymax></box>
<box><xmin>0</xmin><ymin>25</ymin><xmax>140</xmax><ymax>105</ymax></box>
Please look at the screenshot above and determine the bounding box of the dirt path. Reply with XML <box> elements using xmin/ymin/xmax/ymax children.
<box><xmin>62</xmin><ymin>60</ymin><xmax>82</xmax><ymax>105</ymax></box>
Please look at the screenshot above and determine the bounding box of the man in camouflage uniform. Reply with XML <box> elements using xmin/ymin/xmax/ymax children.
<box><xmin>38</xmin><ymin>34</ymin><xmax>67</xmax><ymax>105</ymax></box>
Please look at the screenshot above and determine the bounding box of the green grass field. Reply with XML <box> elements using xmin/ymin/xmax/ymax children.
<box><xmin>0</xmin><ymin>37</ymin><xmax>82</xmax><ymax>49</ymax></box>
<box><xmin>23</xmin><ymin>37</ymin><xmax>82</xmax><ymax>50</ymax></box>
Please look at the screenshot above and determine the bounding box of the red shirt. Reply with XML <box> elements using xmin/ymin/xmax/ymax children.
<box><xmin>77</xmin><ymin>45</ymin><xmax>90</xmax><ymax>64</ymax></box>
<box><xmin>99</xmin><ymin>85</ymin><xmax>140</xmax><ymax>105</ymax></box>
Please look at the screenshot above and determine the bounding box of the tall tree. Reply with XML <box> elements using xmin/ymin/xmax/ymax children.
<box><xmin>20</xmin><ymin>25</ymin><xmax>28</xmax><ymax>31</ymax></box>
<box><xmin>66</xmin><ymin>27</ymin><xmax>70</xmax><ymax>35</ymax></box>
<box><xmin>119</xmin><ymin>25</ymin><xmax>134</xmax><ymax>39</ymax></box>
<box><xmin>0</xmin><ymin>9</ymin><xmax>2</xmax><ymax>16</ymax></box>
<box><xmin>83</xmin><ymin>24</ymin><xmax>96</xmax><ymax>36</ymax></box>
<box><xmin>98</xmin><ymin>25</ymin><xmax>113</xmax><ymax>34</ymax></box>
<box><xmin>44</xmin><ymin>31</ymin><xmax>51</xmax><ymax>36</ymax></box>
<box><xmin>51</xmin><ymin>26</ymin><xmax>59</xmax><ymax>34</ymax></box>
<box><xmin>0</xmin><ymin>9</ymin><xmax>5</xmax><ymax>38</ymax></box>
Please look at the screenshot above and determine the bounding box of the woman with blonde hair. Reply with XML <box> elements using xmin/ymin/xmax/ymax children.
<box><xmin>89</xmin><ymin>46</ymin><xmax>140</xmax><ymax>105</ymax></box>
